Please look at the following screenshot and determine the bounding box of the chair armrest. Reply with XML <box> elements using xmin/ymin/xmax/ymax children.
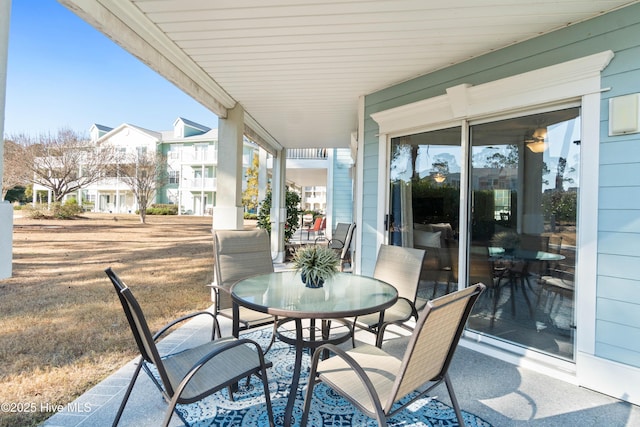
<box><xmin>153</xmin><ymin>310</ymin><xmax>219</xmax><ymax>341</ymax></box>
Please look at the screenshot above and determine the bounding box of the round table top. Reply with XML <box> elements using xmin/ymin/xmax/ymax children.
<box><xmin>231</xmin><ymin>271</ymin><xmax>398</xmax><ymax>319</ymax></box>
<box><xmin>489</xmin><ymin>247</ymin><xmax>565</xmax><ymax>261</ymax></box>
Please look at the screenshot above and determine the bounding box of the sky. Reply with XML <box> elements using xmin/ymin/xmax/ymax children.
<box><xmin>4</xmin><ymin>0</ymin><xmax>219</xmax><ymax>137</ymax></box>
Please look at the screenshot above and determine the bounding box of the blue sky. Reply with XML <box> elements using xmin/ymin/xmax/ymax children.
<box><xmin>4</xmin><ymin>1</ymin><xmax>219</xmax><ymax>137</ymax></box>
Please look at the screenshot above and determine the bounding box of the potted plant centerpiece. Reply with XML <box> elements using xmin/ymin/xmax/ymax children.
<box><xmin>292</xmin><ymin>245</ymin><xmax>340</xmax><ymax>288</ymax></box>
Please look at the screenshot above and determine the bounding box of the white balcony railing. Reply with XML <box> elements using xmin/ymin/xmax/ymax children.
<box><xmin>183</xmin><ymin>177</ymin><xmax>216</xmax><ymax>189</ymax></box>
<box><xmin>168</xmin><ymin>150</ymin><xmax>218</xmax><ymax>163</ymax></box>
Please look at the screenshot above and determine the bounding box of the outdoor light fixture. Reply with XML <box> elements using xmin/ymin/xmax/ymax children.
<box><xmin>526</xmin><ymin>127</ymin><xmax>548</xmax><ymax>153</ymax></box>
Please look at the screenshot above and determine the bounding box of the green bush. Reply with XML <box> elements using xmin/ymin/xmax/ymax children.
<box><xmin>244</xmin><ymin>212</ymin><xmax>258</xmax><ymax>220</ymax></box>
<box><xmin>52</xmin><ymin>200</ymin><xmax>83</xmax><ymax>219</ymax></box>
<box><xmin>146</xmin><ymin>204</ymin><xmax>178</xmax><ymax>215</ymax></box>
<box><xmin>257</xmin><ymin>188</ymin><xmax>301</xmax><ymax>243</ymax></box>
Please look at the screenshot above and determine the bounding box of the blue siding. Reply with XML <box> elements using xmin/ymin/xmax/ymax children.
<box><xmin>599</xmin><ymin>210</ymin><xmax>640</xmax><ymax>233</ymax></box>
<box><xmin>331</xmin><ymin>148</ymin><xmax>353</xmax><ymax>224</ymax></box>
<box><xmin>363</xmin><ymin>3</ymin><xmax>640</xmax><ymax>367</ymax></box>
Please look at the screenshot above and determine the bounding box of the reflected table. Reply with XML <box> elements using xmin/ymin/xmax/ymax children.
<box><xmin>231</xmin><ymin>271</ymin><xmax>398</xmax><ymax>427</ymax></box>
<box><xmin>489</xmin><ymin>247</ymin><xmax>566</xmax><ymax>317</ymax></box>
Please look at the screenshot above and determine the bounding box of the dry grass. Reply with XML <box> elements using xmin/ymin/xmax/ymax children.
<box><xmin>0</xmin><ymin>213</ymin><xmax>220</xmax><ymax>427</ymax></box>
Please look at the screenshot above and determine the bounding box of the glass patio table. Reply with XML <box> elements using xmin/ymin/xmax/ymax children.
<box><xmin>231</xmin><ymin>270</ymin><xmax>398</xmax><ymax>427</ymax></box>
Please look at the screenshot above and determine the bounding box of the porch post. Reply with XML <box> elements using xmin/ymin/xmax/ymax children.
<box><xmin>258</xmin><ymin>147</ymin><xmax>268</xmax><ymax>202</ymax></box>
<box><xmin>0</xmin><ymin>0</ymin><xmax>12</xmax><ymax>279</ymax></box>
<box><xmin>213</xmin><ymin>103</ymin><xmax>244</xmax><ymax>230</ymax></box>
<box><xmin>271</xmin><ymin>150</ymin><xmax>287</xmax><ymax>262</ymax></box>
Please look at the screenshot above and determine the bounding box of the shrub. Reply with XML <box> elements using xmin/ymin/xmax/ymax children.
<box><xmin>52</xmin><ymin>200</ymin><xmax>83</xmax><ymax>219</ymax></box>
<box><xmin>257</xmin><ymin>188</ymin><xmax>301</xmax><ymax>243</ymax></box>
<box><xmin>244</xmin><ymin>212</ymin><xmax>258</xmax><ymax>220</ymax></box>
<box><xmin>23</xmin><ymin>204</ymin><xmax>48</xmax><ymax>219</ymax></box>
<box><xmin>146</xmin><ymin>204</ymin><xmax>178</xmax><ymax>215</ymax></box>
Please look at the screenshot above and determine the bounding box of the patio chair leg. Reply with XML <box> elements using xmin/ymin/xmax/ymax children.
<box><xmin>444</xmin><ymin>373</ymin><xmax>465</xmax><ymax>427</ymax></box>
<box><xmin>112</xmin><ymin>357</ymin><xmax>143</xmax><ymax>427</ymax></box>
<box><xmin>263</xmin><ymin>316</ymin><xmax>279</xmax><ymax>353</ymax></box>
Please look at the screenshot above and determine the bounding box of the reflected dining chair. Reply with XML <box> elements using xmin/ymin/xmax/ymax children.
<box><xmin>352</xmin><ymin>244</ymin><xmax>426</xmax><ymax>347</ymax></box>
<box><xmin>301</xmin><ymin>283</ymin><xmax>486</xmax><ymax>427</ymax></box>
<box><xmin>104</xmin><ymin>268</ymin><xmax>274</xmax><ymax>427</ymax></box>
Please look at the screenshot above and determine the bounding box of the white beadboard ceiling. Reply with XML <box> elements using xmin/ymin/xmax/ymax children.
<box><xmin>60</xmin><ymin>0</ymin><xmax>638</xmax><ymax>151</ymax></box>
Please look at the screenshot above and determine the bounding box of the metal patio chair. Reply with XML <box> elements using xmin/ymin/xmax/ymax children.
<box><xmin>317</xmin><ymin>222</ymin><xmax>356</xmax><ymax>271</ymax></box>
<box><xmin>352</xmin><ymin>244</ymin><xmax>426</xmax><ymax>347</ymax></box>
<box><xmin>212</xmin><ymin>229</ymin><xmax>276</xmax><ymax>333</ymax></box>
<box><xmin>105</xmin><ymin>267</ymin><xmax>274</xmax><ymax>427</ymax></box>
<box><xmin>301</xmin><ymin>283</ymin><xmax>485</xmax><ymax>427</ymax></box>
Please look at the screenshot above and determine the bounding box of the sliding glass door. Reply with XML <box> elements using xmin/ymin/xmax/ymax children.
<box><xmin>388</xmin><ymin>127</ymin><xmax>461</xmax><ymax>298</ymax></box>
<box><xmin>468</xmin><ymin>108</ymin><xmax>579</xmax><ymax>360</ymax></box>
<box><xmin>387</xmin><ymin>107</ymin><xmax>579</xmax><ymax>360</ymax></box>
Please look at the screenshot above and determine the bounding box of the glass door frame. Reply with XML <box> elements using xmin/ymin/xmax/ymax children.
<box><xmin>383</xmin><ymin>102</ymin><xmax>583</xmax><ymax>361</ymax></box>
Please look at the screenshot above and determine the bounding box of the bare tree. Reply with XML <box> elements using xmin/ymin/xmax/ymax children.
<box><xmin>117</xmin><ymin>150</ymin><xmax>167</xmax><ymax>223</ymax></box>
<box><xmin>2</xmin><ymin>139</ymin><xmax>30</xmax><ymax>200</ymax></box>
<box><xmin>11</xmin><ymin>129</ymin><xmax>117</xmax><ymax>202</ymax></box>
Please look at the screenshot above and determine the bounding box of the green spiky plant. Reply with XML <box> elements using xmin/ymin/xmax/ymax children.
<box><xmin>292</xmin><ymin>245</ymin><xmax>340</xmax><ymax>287</ymax></box>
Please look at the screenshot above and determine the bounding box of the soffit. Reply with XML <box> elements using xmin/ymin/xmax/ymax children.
<box><xmin>60</xmin><ymin>0</ymin><xmax>638</xmax><ymax>150</ymax></box>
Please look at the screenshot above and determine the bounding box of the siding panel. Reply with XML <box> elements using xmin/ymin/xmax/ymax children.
<box><xmin>600</xmin><ymin>140</ymin><xmax>640</xmax><ymax>165</ymax></box>
<box><xmin>598</xmin><ymin>231</ymin><xmax>640</xmax><ymax>256</ymax></box>
<box><xmin>599</xmin><ymin>187</ymin><xmax>640</xmax><ymax>210</ymax></box>
<box><xmin>597</xmin><ymin>320</ymin><xmax>640</xmax><ymax>354</ymax></box>
<box><xmin>598</xmin><ymin>210</ymin><xmax>640</xmax><ymax>233</ymax></box>
<box><xmin>600</xmin><ymin>164</ymin><xmax>640</xmax><ymax>187</ymax></box>
<box><xmin>598</xmin><ymin>253</ymin><xmax>640</xmax><ymax>281</ymax></box>
<box><xmin>598</xmin><ymin>276</ymin><xmax>640</xmax><ymax>305</ymax></box>
<box><xmin>596</xmin><ymin>341</ymin><xmax>640</xmax><ymax>367</ymax></box>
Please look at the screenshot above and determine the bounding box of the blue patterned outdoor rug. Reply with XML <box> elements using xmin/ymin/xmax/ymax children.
<box><xmin>174</xmin><ymin>328</ymin><xmax>492</xmax><ymax>427</ymax></box>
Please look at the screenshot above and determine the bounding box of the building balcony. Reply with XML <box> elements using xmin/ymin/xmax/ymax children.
<box><xmin>169</xmin><ymin>150</ymin><xmax>217</xmax><ymax>164</ymax></box>
<box><xmin>182</xmin><ymin>177</ymin><xmax>216</xmax><ymax>190</ymax></box>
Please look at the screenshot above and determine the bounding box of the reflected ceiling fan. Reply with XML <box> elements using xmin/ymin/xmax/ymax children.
<box><xmin>525</xmin><ymin>127</ymin><xmax>548</xmax><ymax>153</ymax></box>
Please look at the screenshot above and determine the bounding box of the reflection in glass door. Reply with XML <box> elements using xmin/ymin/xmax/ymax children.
<box><xmin>388</xmin><ymin>127</ymin><xmax>461</xmax><ymax>299</ymax></box>
<box><xmin>467</xmin><ymin>108</ymin><xmax>580</xmax><ymax>361</ymax></box>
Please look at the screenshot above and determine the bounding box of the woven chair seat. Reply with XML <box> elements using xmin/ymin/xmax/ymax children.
<box><xmin>163</xmin><ymin>337</ymin><xmax>268</xmax><ymax>402</ymax></box>
<box><xmin>316</xmin><ymin>344</ymin><xmax>401</xmax><ymax>414</ymax></box>
<box><xmin>354</xmin><ymin>299</ymin><xmax>414</xmax><ymax>328</ymax></box>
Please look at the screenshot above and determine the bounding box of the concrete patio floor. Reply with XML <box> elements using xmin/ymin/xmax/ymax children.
<box><xmin>42</xmin><ymin>260</ymin><xmax>640</xmax><ymax>426</ymax></box>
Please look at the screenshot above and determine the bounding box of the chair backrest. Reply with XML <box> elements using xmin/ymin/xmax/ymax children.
<box><xmin>339</xmin><ymin>223</ymin><xmax>356</xmax><ymax>261</ymax></box>
<box><xmin>373</xmin><ymin>245</ymin><xmax>426</xmax><ymax>302</ymax></box>
<box><xmin>311</xmin><ymin>217</ymin><xmax>323</xmax><ymax>231</ymax></box>
<box><xmin>104</xmin><ymin>268</ymin><xmax>175</xmax><ymax>396</ymax></box>
<box><xmin>385</xmin><ymin>283</ymin><xmax>485</xmax><ymax>411</ymax></box>
<box><xmin>213</xmin><ymin>229</ymin><xmax>274</xmax><ymax>308</ymax></box>
<box><xmin>328</xmin><ymin>222</ymin><xmax>352</xmax><ymax>250</ymax></box>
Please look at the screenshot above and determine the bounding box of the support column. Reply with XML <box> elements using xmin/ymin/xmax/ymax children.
<box><xmin>522</xmin><ymin>147</ymin><xmax>544</xmax><ymax>234</ymax></box>
<box><xmin>0</xmin><ymin>0</ymin><xmax>12</xmax><ymax>280</ymax></box>
<box><xmin>271</xmin><ymin>150</ymin><xmax>287</xmax><ymax>262</ymax></box>
<box><xmin>258</xmin><ymin>147</ymin><xmax>268</xmax><ymax>202</ymax></box>
<box><xmin>213</xmin><ymin>104</ymin><xmax>244</xmax><ymax>230</ymax></box>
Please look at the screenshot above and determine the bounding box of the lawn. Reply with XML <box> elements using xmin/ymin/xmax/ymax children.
<box><xmin>0</xmin><ymin>213</ymin><xmax>221</xmax><ymax>427</ymax></box>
